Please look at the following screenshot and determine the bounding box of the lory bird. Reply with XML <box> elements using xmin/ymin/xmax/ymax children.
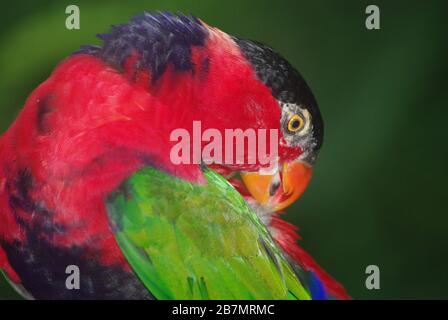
<box><xmin>0</xmin><ymin>12</ymin><xmax>348</xmax><ymax>299</ymax></box>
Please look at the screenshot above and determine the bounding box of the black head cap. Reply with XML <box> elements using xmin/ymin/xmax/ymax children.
<box><xmin>233</xmin><ymin>38</ymin><xmax>323</xmax><ymax>151</ymax></box>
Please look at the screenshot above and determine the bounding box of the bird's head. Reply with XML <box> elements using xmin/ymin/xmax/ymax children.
<box><xmin>79</xmin><ymin>12</ymin><xmax>323</xmax><ymax>212</ymax></box>
<box><xmin>232</xmin><ymin>38</ymin><xmax>323</xmax><ymax>212</ymax></box>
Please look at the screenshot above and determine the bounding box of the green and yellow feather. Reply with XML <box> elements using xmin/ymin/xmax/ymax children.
<box><xmin>107</xmin><ymin>167</ymin><xmax>311</xmax><ymax>300</ymax></box>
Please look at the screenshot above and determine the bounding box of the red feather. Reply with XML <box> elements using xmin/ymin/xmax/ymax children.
<box><xmin>271</xmin><ymin>215</ymin><xmax>350</xmax><ymax>299</ymax></box>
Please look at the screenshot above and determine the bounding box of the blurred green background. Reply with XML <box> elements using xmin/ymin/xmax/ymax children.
<box><xmin>1</xmin><ymin>0</ymin><xmax>447</xmax><ymax>299</ymax></box>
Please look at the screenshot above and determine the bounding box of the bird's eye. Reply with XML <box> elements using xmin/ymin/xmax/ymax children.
<box><xmin>287</xmin><ymin>114</ymin><xmax>305</xmax><ymax>132</ymax></box>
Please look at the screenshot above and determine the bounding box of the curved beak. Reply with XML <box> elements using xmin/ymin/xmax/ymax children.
<box><xmin>240</xmin><ymin>160</ymin><xmax>313</xmax><ymax>212</ymax></box>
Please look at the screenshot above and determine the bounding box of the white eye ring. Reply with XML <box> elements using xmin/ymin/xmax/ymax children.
<box><xmin>280</xmin><ymin>102</ymin><xmax>312</xmax><ymax>136</ymax></box>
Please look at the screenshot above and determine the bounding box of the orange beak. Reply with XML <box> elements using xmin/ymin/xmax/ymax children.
<box><xmin>240</xmin><ymin>160</ymin><xmax>313</xmax><ymax>211</ymax></box>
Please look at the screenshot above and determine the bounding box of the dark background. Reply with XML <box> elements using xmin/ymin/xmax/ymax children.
<box><xmin>1</xmin><ymin>0</ymin><xmax>447</xmax><ymax>299</ymax></box>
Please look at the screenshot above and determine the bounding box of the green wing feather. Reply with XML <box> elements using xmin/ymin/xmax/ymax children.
<box><xmin>106</xmin><ymin>167</ymin><xmax>311</xmax><ymax>300</ymax></box>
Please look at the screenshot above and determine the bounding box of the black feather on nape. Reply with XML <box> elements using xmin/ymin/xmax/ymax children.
<box><xmin>233</xmin><ymin>37</ymin><xmax>323</xmax><ymax>150</ymax></box>
<box><xmin>76</xmin><ymin>12</ymin><xmax>208</xmax><ymax>82</ymax></box>
<box><xmin>233</xmin><ymin>37</ymin><xmax>314</xmax><ymax>107</ymax></box>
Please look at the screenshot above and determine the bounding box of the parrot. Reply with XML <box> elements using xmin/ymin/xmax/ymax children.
<box><xmin>0</xmin><ymin>12</ymin><xmax>349</xmax><ymax>299</ymax></box>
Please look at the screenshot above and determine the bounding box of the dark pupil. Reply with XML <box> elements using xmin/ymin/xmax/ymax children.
<box><xmin>291</xmin><ymin>120</ymin><xmax>300</xmax><ymax>128</ymax></box>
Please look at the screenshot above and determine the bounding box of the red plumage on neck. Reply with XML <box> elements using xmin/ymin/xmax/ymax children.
<box><xmin>270</xmin><ymin>215</ymin><xmax>350</xmax><ymax>299</ymax></box>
